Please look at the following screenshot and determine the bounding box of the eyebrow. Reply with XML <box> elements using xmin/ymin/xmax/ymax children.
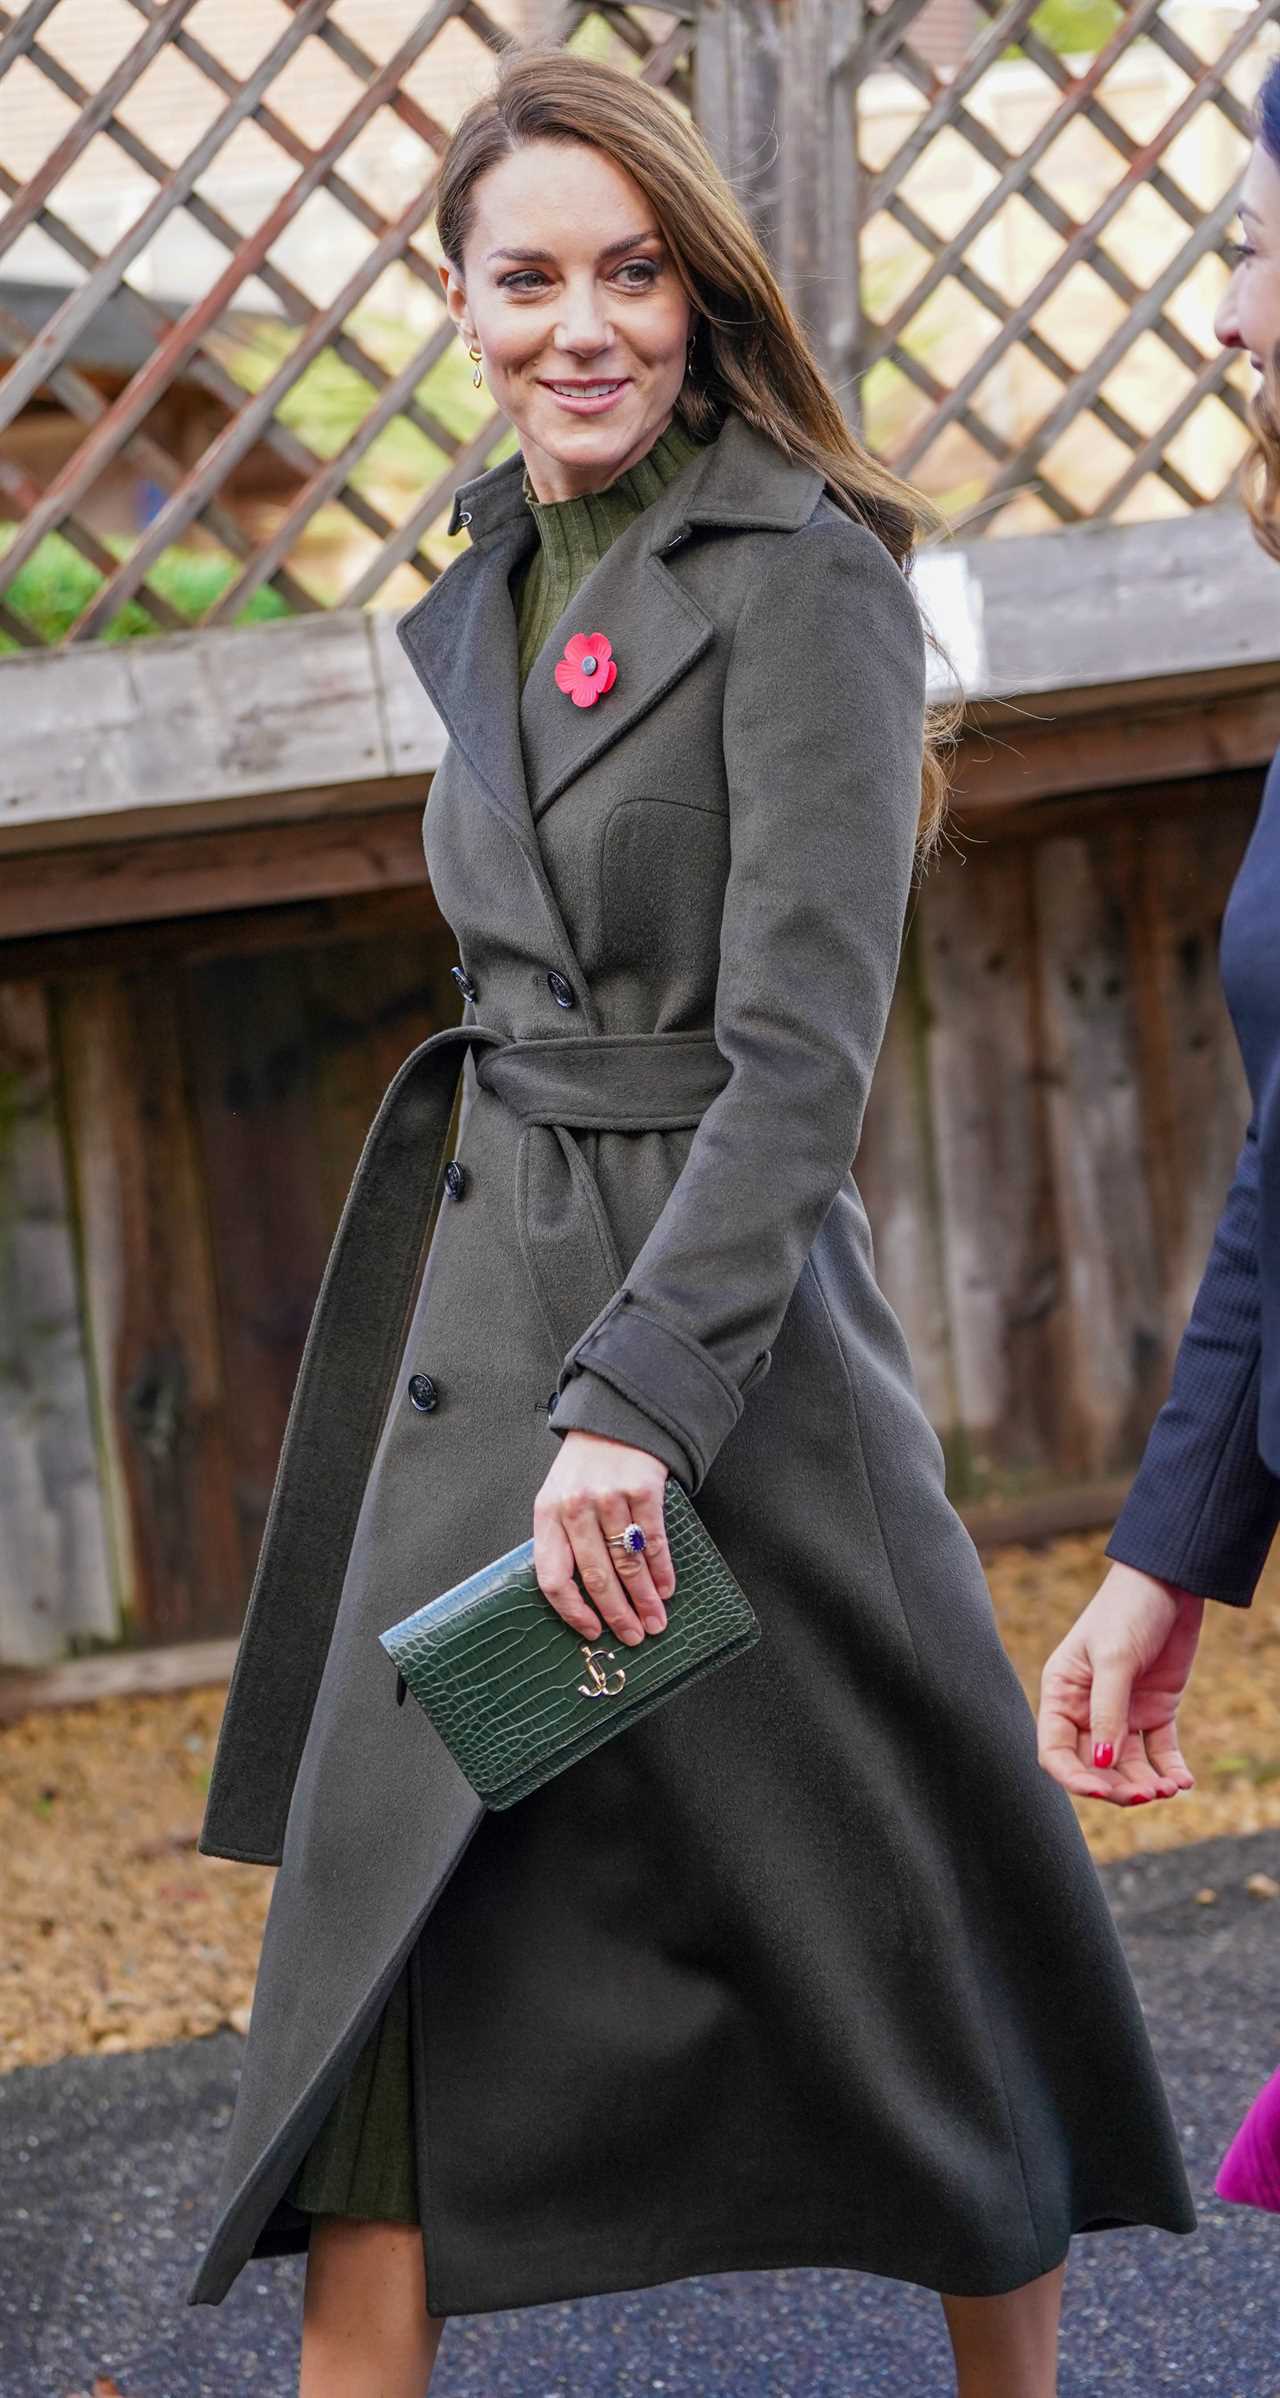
<box><xmin>484</xmin><ymin>230</ymin><xmax>662</xmax><ymax>265</ymax></box>
<box><xmin>1239</xmin><ymin>204</ymin><xmax>1261</xmax><ymax>224</ymax></box>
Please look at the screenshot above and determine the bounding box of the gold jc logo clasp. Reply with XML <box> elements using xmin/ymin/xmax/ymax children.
<box><xmin>577</xmin><ymin>1644</ymin><xmax>626</xmax><ymax>1700</ymax></box>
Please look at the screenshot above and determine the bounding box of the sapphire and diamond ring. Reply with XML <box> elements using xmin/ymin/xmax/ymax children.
<box><xmin>605</xmin><ymin>1523</ymin><xmax>647</xmax><ymax>1557</ymax></box>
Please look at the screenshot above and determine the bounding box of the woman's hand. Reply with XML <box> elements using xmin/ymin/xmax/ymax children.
<box><xmin>533</xmin><ymin>1429</ymin><xmax>676</xmax><ymax>1649</ymax></box>
<box><xmin>1037</xmin><ymin>1563</ymin><xmax>1205</xmax><ymax>1806</ymax></box>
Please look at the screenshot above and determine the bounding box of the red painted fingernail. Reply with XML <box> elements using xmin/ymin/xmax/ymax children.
<box><xmin>1093</xmin><ymin>1741</ymin><xmax>1114</xmax><ymax>1769</ymax></box>
<box><xmin>1130</xmin><ymin>1792</ymin><xmax>1152</xmax><ymax>1805</ymax></box>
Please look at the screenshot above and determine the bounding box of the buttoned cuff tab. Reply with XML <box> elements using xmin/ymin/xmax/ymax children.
<box><xmin>553</xmin><ymin>1290</ymin><xmax>743</xmax><ymax>1494</ymax></box>
<box><xmin>547</xmin><ymin>1370</ymin><xmax>694</xmax><ymax>1488</ymax></box>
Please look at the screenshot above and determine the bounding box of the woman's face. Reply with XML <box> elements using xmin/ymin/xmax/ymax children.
<box><xmin>1215</xmin><ymin>137</ymin><xmax>1280</xmax><ymax>378</ymax></box>
<box><xmin>441</xmin><ymin>138</ymin><xmax>693</xmax><ymax>504</ymax></box>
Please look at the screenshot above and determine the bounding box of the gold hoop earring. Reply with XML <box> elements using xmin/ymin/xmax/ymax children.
<box><xmin>468</xmin><ymin>340</ymin><xmax>483</xmax><ymax>389</ymax></box>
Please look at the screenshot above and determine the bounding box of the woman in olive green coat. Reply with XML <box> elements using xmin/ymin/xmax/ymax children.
<box><xmin>189</xmin><ymin>45</ymin><xmax>1194</xmax><ymax>2397</ymax></box>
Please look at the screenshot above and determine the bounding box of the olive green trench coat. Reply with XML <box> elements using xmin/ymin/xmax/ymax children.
<box><xmin>189</xmin><ymin>408</ymin><xmax>1194</xmax><ymax>2315</ymax></box>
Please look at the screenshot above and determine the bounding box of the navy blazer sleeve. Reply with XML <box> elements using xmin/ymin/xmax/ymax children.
<box><xmin>1105</xmin><ymin>1116</ymin><xmax>1280</xmax><ymax>1607</ymax></box>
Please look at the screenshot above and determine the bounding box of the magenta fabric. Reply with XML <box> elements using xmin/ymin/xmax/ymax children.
<box><xmin>1216</xmin><ymin>2064</ymin><xmax>1280</xmax><ymax>2212</ymax></box>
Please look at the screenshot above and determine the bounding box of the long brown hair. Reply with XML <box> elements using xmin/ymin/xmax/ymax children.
<box><xmin>436</xmin><ymin>45</ymin><xmax>957</xmax><ymax>860</ymax></box>
<box><xmin>1242</xmin><ymin>57</ymin><xmax>1280</xmax><ymax>563</ymax></box>
<box><xmin>1243</xmin><ymin>357</ymin><xmax>1280</xmax><ymax>563</ymax></box>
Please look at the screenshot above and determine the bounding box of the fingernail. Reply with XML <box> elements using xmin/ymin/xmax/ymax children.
<box><xmin>1093</xmin><ymin>1741</ymin><xmax>1115</xmax><ymax>1769</ymax></box>
<box><xmin>646</xmin><ymin>1609</ymin><xmax>667</xmax><ymax>1634</ymax></box>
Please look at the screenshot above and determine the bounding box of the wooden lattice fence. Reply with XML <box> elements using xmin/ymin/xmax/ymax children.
<box><xmin>0</xmin><ymin>1</ymin><xmax>1275</xmax><ymax>648</ymax></box>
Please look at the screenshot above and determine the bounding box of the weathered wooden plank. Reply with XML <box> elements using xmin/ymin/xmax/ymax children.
<box><xmin>1128</xmin><ymin>800</ymin><xmax>1256</xmax><ymax>1343</ymax></box>
<box><xmin>56</xmin><ymin>971</ymin><xmax>245</xmax><ymax>1641</ymax></box>
<box><xmin>0</xmin><ymin>512</ymin><xmax>1274</xmax><ymax>862</ymax></box>
<box><xmin>182</xmin><ymin>928</ymin><xmax>452</xmax><ymax>1573</ymax></box>
<box><xmin>952</xmin><ymin>680</ymin><xmax>1280</xmax><ymax>821</ymax></box>
<box><xmin>0</xmin><ymin>1635</ymin><xmax>239</xmax><ymax>1727</ymax></box>
<box><xmin>0</xmin><ymin>881</ymin><xmax>443</xmax><ymax>984</ymax></box>
<box><xmin>0</xmin><ymin>800</ymin><xmax>433</xmax><ymax>939</ymax></box>
<box><xmin>1033</xmin><ymin>830</ymin><xmax>1168</xmax><ymax>1477</ymax></box>
<box><xmin>916</xmin><ymin>842</ymin><xmax>1065</xmax><ymax>1491</ymax></box>
<box><xmin>181</xmin><ymin>947</ymin><xmax>346</xmax><ymax>1580</ymax></box>
<box><xmin>0</xmin><ymin>982</ymin><xmax>115</xmax><ymax>1667</ymax></box>
<box><xmin>0</xmin><ymin>611</ymin><xmax>443</xmax><ymax>847</ymax></box>
<box><xmin>959</xmin><ymin>505</ymin><xmax>1279</xmax><ymax>700</ymax></box>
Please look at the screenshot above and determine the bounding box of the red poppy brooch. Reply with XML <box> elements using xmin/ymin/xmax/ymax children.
<box><xmin>554</xmin><ymin>631</ymin><xmax>617</xmax><ymax>708</ymax></box>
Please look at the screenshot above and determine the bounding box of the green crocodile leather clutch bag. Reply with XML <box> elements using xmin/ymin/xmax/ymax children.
<box><xmin>379</xmin><ymin>1482</ymin><xmax>760</xmax><ymax>1809</ymax></box>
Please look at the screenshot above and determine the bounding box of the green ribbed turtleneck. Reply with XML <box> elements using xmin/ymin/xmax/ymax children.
<box><xmin>514</xmin><ymin>416</ymin><xmax>706</xmax><ymax>688</ymax></box>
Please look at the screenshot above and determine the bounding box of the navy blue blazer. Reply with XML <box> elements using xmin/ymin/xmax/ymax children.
<box><xmin>1107</xmin><ymin>745</ymin><xmax>1280</xmax><ymax>1608</ymax></box>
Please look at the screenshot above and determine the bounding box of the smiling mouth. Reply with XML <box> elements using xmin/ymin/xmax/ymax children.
<box><xmin>542</xmin><ymin>379</ymin><xmax>629</xmax><ymax>396</ymax></box>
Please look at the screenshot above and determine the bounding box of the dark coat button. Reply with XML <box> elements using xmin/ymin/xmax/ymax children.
<box><xmin>451</xmin><ymin>965</ymin><xmax>478</xmax><ymax>1002</ymax></box>
<box><xmin>407</xmin><ymin>1373</ymin><xmax>439</xmax><ymax>1413</ymax></box>
<box><xmin>444</xmin><ymin>1160</ymin><xmax>467</xmax><ymax>1200</ymax></box>
<box><xmin>546</xmin><ymin>969</ymin><xmax>576</xmax><ymax>1009</ymax></box>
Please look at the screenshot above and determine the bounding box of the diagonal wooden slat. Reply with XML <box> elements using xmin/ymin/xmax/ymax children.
<box><xmin>865</xmin><ymin>0</ymin><xmax>1046</xmax><ymax>220</ymax></box>
<box><xmin>22</xmin><ymin>7</ymin><xmax>463</xmax><ymax>524</ymax></box>
<box><xmin>205</xmin><ymin>319</ymin><xmax>458</xmax><ymax>625</ymax></box>
<box><xmin>0</xmin><ymin>0</ymin><xmax>62</xmax><ymax>80</ymax></box>
<box><xmin>0</xmin><ymin>0</ymin><xmax>339</xmax><ymax>432</ymax></box>
<box><xmin>875</xmin><ymin>0</ymin><xmax>1266</xmax><ymax>503</ymax></box>
<box><xmin>1096</xmin><ymin>346</ymin><xmax>1246</xmax><ymax>521</ymax></box>
<box><xmin>883</xmin><ymin>187</ymin><xmax>1206</xmax><ymax>517</ymax></box>
<box><xmin>0</xmin><ymin>154</ymin><xmax>332</xmax><ymax>617</ymax></box>
<box><xmin>69</xmin><ymin>176</ymin><xmax>443</xmax><ymax>639</ymax></box>
<box><xmin>871</xmin><ymin>0</ymin><xmax>1170</xmax><ymax>350</ymax></box>
<box><xmin>0</xmin><ymin>308</ymin><xmax>189</xmax><ymax>632</ymax></box>
<box><xmin>973</xmin><ymin>182</ymin><xmax>1244</xmax><ymax>522</ymax></box>
<box><xmin>341</xmin><ymin>413</ymin><xmax>511</xmax><ymax>609</ymax></box>
<box><xmin>0</xmin><ymin>0</ymin><xmax>204</xmax><ymax>267</ymax></box>
<box><xmin>0</xmin><ymin>1</ymin><xmax>458</xmax><ymax>603</ymax></box>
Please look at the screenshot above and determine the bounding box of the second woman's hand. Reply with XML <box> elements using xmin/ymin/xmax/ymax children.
<box><xmin>1037</xmin><ymin>1562</ymin><xmax>1206</xmax><ymax>1806</ymax></box>
<box><xmin>533</xmin><ymin>1429</ymin><xmax>675</xmax><ymax>1647</ymax></box>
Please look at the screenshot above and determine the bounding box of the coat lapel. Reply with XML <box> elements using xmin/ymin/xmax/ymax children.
<box><xmin>396</xmin><ymin>411</ymin><xmax>824</xmax><ymax>840</ymax></box>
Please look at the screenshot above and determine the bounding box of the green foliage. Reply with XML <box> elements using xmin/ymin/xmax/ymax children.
<box><xmin>1023</xmin><ymin>0</ymin><xmax>1123</xmax><ymax>55</ymax></box>
<box><xmin>0</xmin><ymin>533</ymin><xmax>290</xmax><ymax>653</ymax></box>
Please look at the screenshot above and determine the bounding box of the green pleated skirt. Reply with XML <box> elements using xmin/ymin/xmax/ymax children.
<box><xmin>286</xmin><ymin>1959</ymin><xmax>418</xmax><ymax>2223</ymax></box>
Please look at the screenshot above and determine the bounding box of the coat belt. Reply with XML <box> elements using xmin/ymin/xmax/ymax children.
<box><xmin>473</xmin><ymin>1027</ymin><xmax>730</xmax><ymax>1129</ymax></box>
<box><xmin>201</xmin><ymin>1018</ymin><xmax>729</xmax><ymax>1866</ymax></box>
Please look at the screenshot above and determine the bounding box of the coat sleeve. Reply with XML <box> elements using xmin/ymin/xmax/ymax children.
<box><xmin>547</xmin><ymin>514</ymin><xmax>926</xmax><ymax>1493</ymax></box>
<box><xmin>1105</xmin><ymin>1118</ymin><xmax>1280</xmax><ymax>1608</ymax></box>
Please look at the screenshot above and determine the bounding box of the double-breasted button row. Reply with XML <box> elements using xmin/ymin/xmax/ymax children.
<box><xmin>546</xmin><ymin>969</ymin><xmax>575</xmax><ymax>1009</ymax></box>
<box><xmin>444</xmin><ymin>1159</ymin><xmax>467</xmax><ymax>1200</ymax></box>
<box><xmin>407</xmin><ymin>1373</ymin><xmax>439</xmax><ymax>1413</ymax></box>
<box><xmin>451</xmin><ymin>964</ymin><xmax>478</xmax><ymax>1002</ymax></box>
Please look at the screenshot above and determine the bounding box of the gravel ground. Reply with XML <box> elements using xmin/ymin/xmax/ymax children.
<box><xmin>3</xmin><ymin>1529</ymin><xmax>1279</xmax><ymax>2076</ymax></box>
<box><xmin>3</xmin><ymin>1831</ymin><xmax>1278</xmax><ymax>2398</ymax></box>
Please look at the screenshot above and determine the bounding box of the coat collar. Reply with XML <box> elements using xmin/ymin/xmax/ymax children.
<box><xmin>444</xmin><ymin>405</ymin><xmax>821</xmax><ymax>549</ymax></box>
<box><xmin>397</xmin><ymin>408</ymin><xmax>823</xmax><ymax>846</ymax></box>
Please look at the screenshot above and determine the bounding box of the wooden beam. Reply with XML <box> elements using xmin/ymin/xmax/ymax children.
<box><xmin>0</xmin><ymin>797</ymin><xmax>431</xmax><ymax>939</ymax></box>
<box><xmin>0</xmin><ymin>1636</ymin><xmax>238</xmax><ymax>1726</ymax></box>
<box><xmin>952</xmin><ymin>681</ymin><xmax>1280</xmax><ymax>821</ymax></box>
<box><xmin>0</xmin><ymin>510</ymin><xmax>1275</xmax><ymax>875</ymax></box>
<box><xmin>0</xmin><ymin>611</ymin><xmax>443</xmax><ymax>854</ymax></box>
<box><xmin>0</xmin><ymin>880</ymin><xmax>443</xmax><ymax>984</ymax></box>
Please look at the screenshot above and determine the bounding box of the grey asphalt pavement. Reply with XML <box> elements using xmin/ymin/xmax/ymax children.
<box><xmin>3</xmin><ymin>1831</ymin><xmax>1279</xmax><ymax>2398</ymax></box>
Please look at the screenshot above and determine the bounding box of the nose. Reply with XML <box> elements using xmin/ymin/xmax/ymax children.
<box><xmin>554</xmin><ymin>276</ymin><xmax>613</xmax><ymax>356</ymax></box>
<box><xmin>1215</xmin><ymin>276</ymin><xmax>1242</xmax><ymax>352</ymax></box>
